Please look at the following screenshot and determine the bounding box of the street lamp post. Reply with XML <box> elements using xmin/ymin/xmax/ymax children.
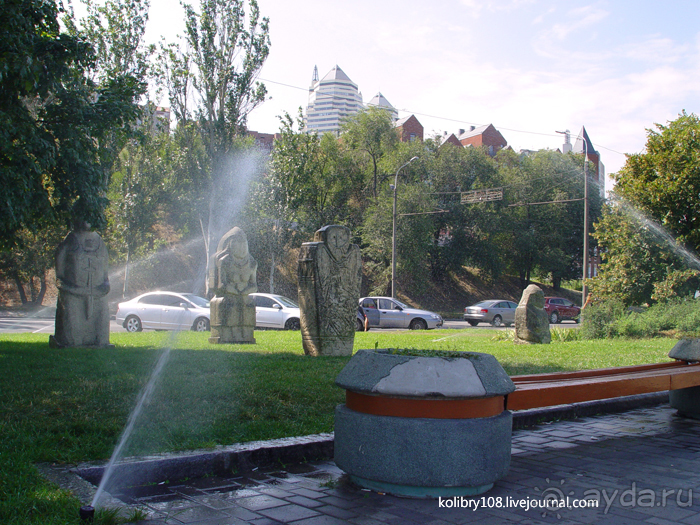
<box><xmin>391</xmin><ymin>156</ymin><xmax>419</xmax><ymax>298</ymax></box>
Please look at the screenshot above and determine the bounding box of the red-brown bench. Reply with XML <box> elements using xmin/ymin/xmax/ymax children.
<box><xmin>505</xmin><ymin>339</ymin><xmax>700</xmax><ymax>418</ymax></box>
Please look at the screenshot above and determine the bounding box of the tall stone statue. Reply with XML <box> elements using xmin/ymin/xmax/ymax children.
<box><xmin>514</xmin><ymin>284</ymin><xmax>551</xmax><ymax>344</ymax></box>
<box><xmin>298</xmin><ymin>225</ymin><xmax>362</xmax><ymax>356</ymax></box>
<box><xmin>208</xmin><ymin>227</ymin><xmax>257</xmax><ymax>344</ymax></box>
<box><xmin>50</xmin><ymin>222</ymin><xmax>112</xmax><ymax>348</ymax></box>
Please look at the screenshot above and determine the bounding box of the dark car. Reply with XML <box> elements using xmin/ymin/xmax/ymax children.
<box><xmin>544</xmin><ymin>297</ymin><xmax>581</xmax><ymax>324</ymax></box>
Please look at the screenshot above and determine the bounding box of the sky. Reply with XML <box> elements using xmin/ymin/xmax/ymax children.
<box><xmin>140</xmin><ymin>0</ymin><xmax>700</xmax><ymax>190</ymax></box>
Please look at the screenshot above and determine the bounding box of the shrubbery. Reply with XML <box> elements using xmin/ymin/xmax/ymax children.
<box><xmin>581</xmin><ymin>298</ymin><xmax>700</xmax><ymax>339</ymax></box>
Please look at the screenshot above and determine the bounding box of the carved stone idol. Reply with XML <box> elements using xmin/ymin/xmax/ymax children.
<box><xmin>298</xmin><ymin>225</ymin><xmax>362</xmax><ymax>356</ymax></box>
<box><xmin>514</xmin><ymin>284</ymin><xmax>551</xmax><ymax>344</ymax></box>
<box><xmin>50</xmin><ymin>222</ymin><xmax>112</xmax><ymax>348</ymax></box>
<box><xmin>208</xmin><ymin>227</ymin><xmax>257</xmax><ymax>344</ymax></box>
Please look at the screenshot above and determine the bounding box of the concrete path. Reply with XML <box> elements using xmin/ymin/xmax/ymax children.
<box><xmin>111</xmin><ymin>405</ymin><xmax>700</xmax><ymax>525</ymax></box>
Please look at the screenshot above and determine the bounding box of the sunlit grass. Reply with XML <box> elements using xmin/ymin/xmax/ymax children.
<box><xmin>0</xmin><ymin>329</ymin><xmax>677</xmax><ymax>524</ymax></box>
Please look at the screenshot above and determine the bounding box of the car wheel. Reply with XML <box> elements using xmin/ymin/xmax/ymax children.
<box><xmin>409</xmin><ymin>318</ymin><xmax>428</xmax><ymax>330</ymax></box>
<box><xmin>192</xmin><ymin>317</ymin><xmax>210</xmax><ymax>332</ymax></box>
<box><xmin>492</xmin><ymin>315</ymin><xmax>503</xmax><ymax>327</ymax></box>
<box><xmin>285</xmin><ymin>318</ymin><xmax>301</xmax><ymax>331</ymax></box>
<box><xmin>125</xmin><ymin>315</ymin><xmax>142</xmax><ymax>333</ymax></box>
<box><xmin>468</xmin><ymin>320</ymin><xmax>479</xmax><ymax>327</ymax></box>
<box><xmin>549</xmin><ymin>311</ymin><xmax>559</xmax><ymax>324</ymax></box>
<box><xmin>356</xmin><ymin>318</ymin><xmax>364</xmax><ymax>332</ymax></box>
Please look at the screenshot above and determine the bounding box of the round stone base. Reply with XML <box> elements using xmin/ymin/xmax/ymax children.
<box><xmin>350</xmin><ymin>475</ymin><xmax>493</xmax><ymax>499</ymax></box>
<box><xmin>670</xmin><ymin>387</ymin><xmax>700</xmax><ymax>419</ymax></box>
<box><xmin>334</xmin><ymin>404</ymin><xmax>512</xmax><ymax>498</ymax></box>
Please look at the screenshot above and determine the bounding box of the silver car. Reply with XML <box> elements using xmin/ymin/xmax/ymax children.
<box><xmin>464</xmin><ymin>300</ymin><xmax>517</xmax><ymax>327</ymax></box>
<box><xmin>116</xmin><ymin>292</ymin><xmax>211</xmax><ymax>332</ymax></box>
<box><xmin>250</xmin><ymin>293</ymin><xmax>301</xmax><ymax>330</ymax></box>
<box><xmin>359</xmin><ymin>297</ymin><xmax>443</xmax><ymax>330</ymax></box>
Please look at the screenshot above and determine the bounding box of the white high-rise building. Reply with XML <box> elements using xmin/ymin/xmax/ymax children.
<box><xmin>305</xmin><ymin>65</ymin><xmax>364</xmax><ymax>135</ymax></box>
<box><xmin>367</xmin><ymin>92</ymin><xmax>398</xmax><ymax>120</ymax></box>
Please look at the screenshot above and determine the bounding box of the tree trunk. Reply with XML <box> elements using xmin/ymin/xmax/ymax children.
<box><xmin>11</xmin><ymin>270</ymin><xmax>28</xmax><ymax>304</ymax></box>
<box><xmin>35</xmin><ymin>273</ymin><xmax>47</xmax><ymax>305</ymax></box>
<box><xmin>552</xmin><ymin>275</ymin><xmax>561</xmax><ymax>290</ymax></box>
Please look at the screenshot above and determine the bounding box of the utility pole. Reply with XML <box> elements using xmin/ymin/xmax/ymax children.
<box><xmin>391</xmin><ymin>156</ymin><xmax>419</xmax><ymax>298</ymax></box>
<box><xmin>557</xmin><ymin>129</ymin><xmax>589</xmax><ymax>307</ymax></box>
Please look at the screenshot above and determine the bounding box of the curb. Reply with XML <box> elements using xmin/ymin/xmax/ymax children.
<box><xmin>74</xmin><ymin>392</ymin><xmax>670</xmax><ymax>487</ymax></box>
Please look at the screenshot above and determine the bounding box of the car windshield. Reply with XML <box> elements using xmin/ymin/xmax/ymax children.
<box><xmin>393</xmin><ymin>299</ymin><xmax>410</xmax><ymax>309</ymax></box>
<box><xmin>182</xmin><ymin>294</ymin><xmax>210</xmax><ymax>308</ymax></box>
<box><xmin>273</xmin><ymin>296</ymin><xmax>299</xmax><ymax>308</ymax></box>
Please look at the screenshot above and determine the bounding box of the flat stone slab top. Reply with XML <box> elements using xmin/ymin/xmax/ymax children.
<box><xmin>335</xmin><ymin>349</ymin><xmax>515</xmax><ymax>398</ymax></box>
<box><xmin>669</xmin><ymin>338</ymin><xmax>700</xmax><ymax>362</ymax></box>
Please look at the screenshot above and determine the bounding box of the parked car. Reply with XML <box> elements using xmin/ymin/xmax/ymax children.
<box><xmin>359</xmin><ymin>297</ymin><xmax>443</xmax><ymax>330</ymax></box>
<box><xmin>544</xmin><ymin>297</ymin><xmax>581</xmax><ymax>324</ymax></box>
<box><xmin>250</xmin><ymin>293</ymin><xmax>301</xmax><ymax>330</ymax></box>
<box><xmin>116</xmin><ymin>292</ymin><xmax>211</xmax><ymax>332</ymax></box>
<box><xmin>464</xmin><ymin>300</ymin><xmax>518</xmax><ymax>327</ymax></box>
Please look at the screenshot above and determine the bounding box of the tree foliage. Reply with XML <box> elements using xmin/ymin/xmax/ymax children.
<box><xmin>0</xmin><ymin>0</ymin><xmax>144</xmax><ymax>249</ymax></box>
<box><xmin>591</xmin><ymin>112</ymin><xmax>700</xmax><ymax>305</ymax></box>
<box><xmin>614</xmin><ymin>111</ymin><xmax>700</xmax><ymax>250</ymax></box>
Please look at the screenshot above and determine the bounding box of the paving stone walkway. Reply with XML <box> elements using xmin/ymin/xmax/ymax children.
<box><xmin>112</xmin><ymin>405</ymin><xmax>700</xmax><ymax>524</ymax></box>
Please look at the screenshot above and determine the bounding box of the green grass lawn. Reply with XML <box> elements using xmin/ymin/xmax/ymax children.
<box><xmin>0</xmin><ymin>329</ymin><xmax>677</xmax><ymax>524</ymax></box>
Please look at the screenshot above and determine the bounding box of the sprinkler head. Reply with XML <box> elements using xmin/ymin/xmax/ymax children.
<box><xmin>79</xmin><ymin>505</ymin><xmax>95</xmax><ymax>521</ymax></box>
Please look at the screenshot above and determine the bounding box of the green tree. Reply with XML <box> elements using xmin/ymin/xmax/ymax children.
<box><xmin>0</xmin><ymin>0</ymin><xmax>143</xmax><ymax>248</ymax></box>
<box><xmin>590</xmin><ymin>199</ymin><xmax>679</xmax><ymax>306</ymax></box>
<box><xmin>589</xmin><ymin>112</ymin><xmax>700</xmax><ymax>306</ymax></box>
<box><xmin>342</xmin><ymin>107</ymin><xmax>398</xmax><ymax>198</ymax></box>
<box><xmin>157</xmin><ymin>0</ymin><xmax>270</xmax><ymax>282</ymax></box>
<box><xmin>496</xmin><ymin>149</ymin><xmax>600</xmax><ymax>289</ymax></box>
<box><xmin>613</xmin><ymin>111</ymin><xmax>700</xmax><ymax>250</ymax></box>
<box><xmin>423</xmin><ymin>140</ymin><xmax>504</xmax><ymax>279</ymax></box>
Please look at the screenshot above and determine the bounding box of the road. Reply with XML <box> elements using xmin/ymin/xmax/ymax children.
<box><xmin>0</xmin><ymin>317</ymin><xmax>126</xmax><ymax>334</ymax></box>
<box><xmin>0</xmin><ymin>317</ymin><xmax>576</xmax><ymax>334</ymax></box>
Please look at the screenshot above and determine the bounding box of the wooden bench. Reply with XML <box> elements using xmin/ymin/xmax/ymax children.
<box><xmin>508</xmin><ymin>360</ymin><xmax>700</xmax><ymax>411</ymax></box>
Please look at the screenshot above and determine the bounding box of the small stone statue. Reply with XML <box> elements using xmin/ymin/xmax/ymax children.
<box><xmin>514</xmin><ymin>284</ymin><xmax>551</xmax><ymax>344</ymax></box>
<box><xmin>208</xmin><ymin>227</ymin><xmax>257</xmax><ymax>344</ymax></box>
<box><xmin>298</xmin><ymin>225</ymin><xmax>362</xmax><ymax>356</ymax></box>
<box><xmin>50</xmin><ymin>222</ymin><xmax>112</xmax><ymax>348</ymax></box>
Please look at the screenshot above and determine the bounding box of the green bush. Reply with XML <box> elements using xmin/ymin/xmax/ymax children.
<box><xmin>582</xmin><ymin>298</ymin><xmax>700</xmax><ymax>339</ymax></box>
<box><xmin>580</xmin><ymin>300</ymin><xmax>625</xmax><ymax>339</ymax></box>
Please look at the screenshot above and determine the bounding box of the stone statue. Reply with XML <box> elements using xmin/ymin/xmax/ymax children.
<box><xmin>50</xmin><ymin>222</ymin><xmax>112</xmax><ymax>348</ymax></box>
<box><xmin>298</xmin><ymin>225</ymin><xmax>362</xmax><ymax>356</ymax></box>
<box><xmin>514</xmin><ymin>284</ymin><xmax>551</xmax><ymax>344</ymax></box>
<box><xmin>208</xmin><ymin>227</ymin><xmax>257</xmax><ymax>344</ymax></box>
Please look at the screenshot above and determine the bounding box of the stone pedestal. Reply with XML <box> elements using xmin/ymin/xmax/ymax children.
<box><xmin>298</xmin><ymin>225</ymin><xmax>361</xmax><ymax>356</ymax></box>
<box><xmin>669</xmin><ymin>339</ymin><xmax>700</xmax><ymax>418</ymax></box>
<box><xmin>334</xmin><ymin>349</ymin><xmax>515</xmax><ymax>498</ymax></box>
<box><xmin>209</xmin><ymin>295</ymin><xmax>256</xmax><ymax>344</ymax></box>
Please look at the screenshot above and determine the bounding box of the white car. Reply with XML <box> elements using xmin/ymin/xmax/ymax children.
<box><xmin>359</xmin><ymin>297</ymin><xmax>443</xmax><ymax>330</ymax></box>
<box><xmin>250</xmin><ymin>293</ymin><xmax>301</xmax><ymax>330</ymax></box>
<box><xmin>116</xmin><ymin>292</ymin><xmax>211</xmax><ymax>332</ymax></box>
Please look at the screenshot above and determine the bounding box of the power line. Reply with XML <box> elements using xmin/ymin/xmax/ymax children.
<box><xmin>258</xmin><ymin>77</ymin><xmax>626</xmax><ymax>156</ymax></box>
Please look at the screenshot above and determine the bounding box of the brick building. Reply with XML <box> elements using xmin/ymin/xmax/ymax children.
<box><xmin>395</xmin><ymin>115</ymin><xmax>424</xmax><ymax>143</ymax></box>
<box><xmin>458</xmin><ymin>124</ymin><xmax>507</xmax><ymax>156</ymax></box>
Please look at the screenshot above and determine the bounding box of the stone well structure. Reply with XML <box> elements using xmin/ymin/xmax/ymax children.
<box><xmin>334</xmin><ymin>349</ymin><xmax>515</xmax><ymax>498</ymax></box>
